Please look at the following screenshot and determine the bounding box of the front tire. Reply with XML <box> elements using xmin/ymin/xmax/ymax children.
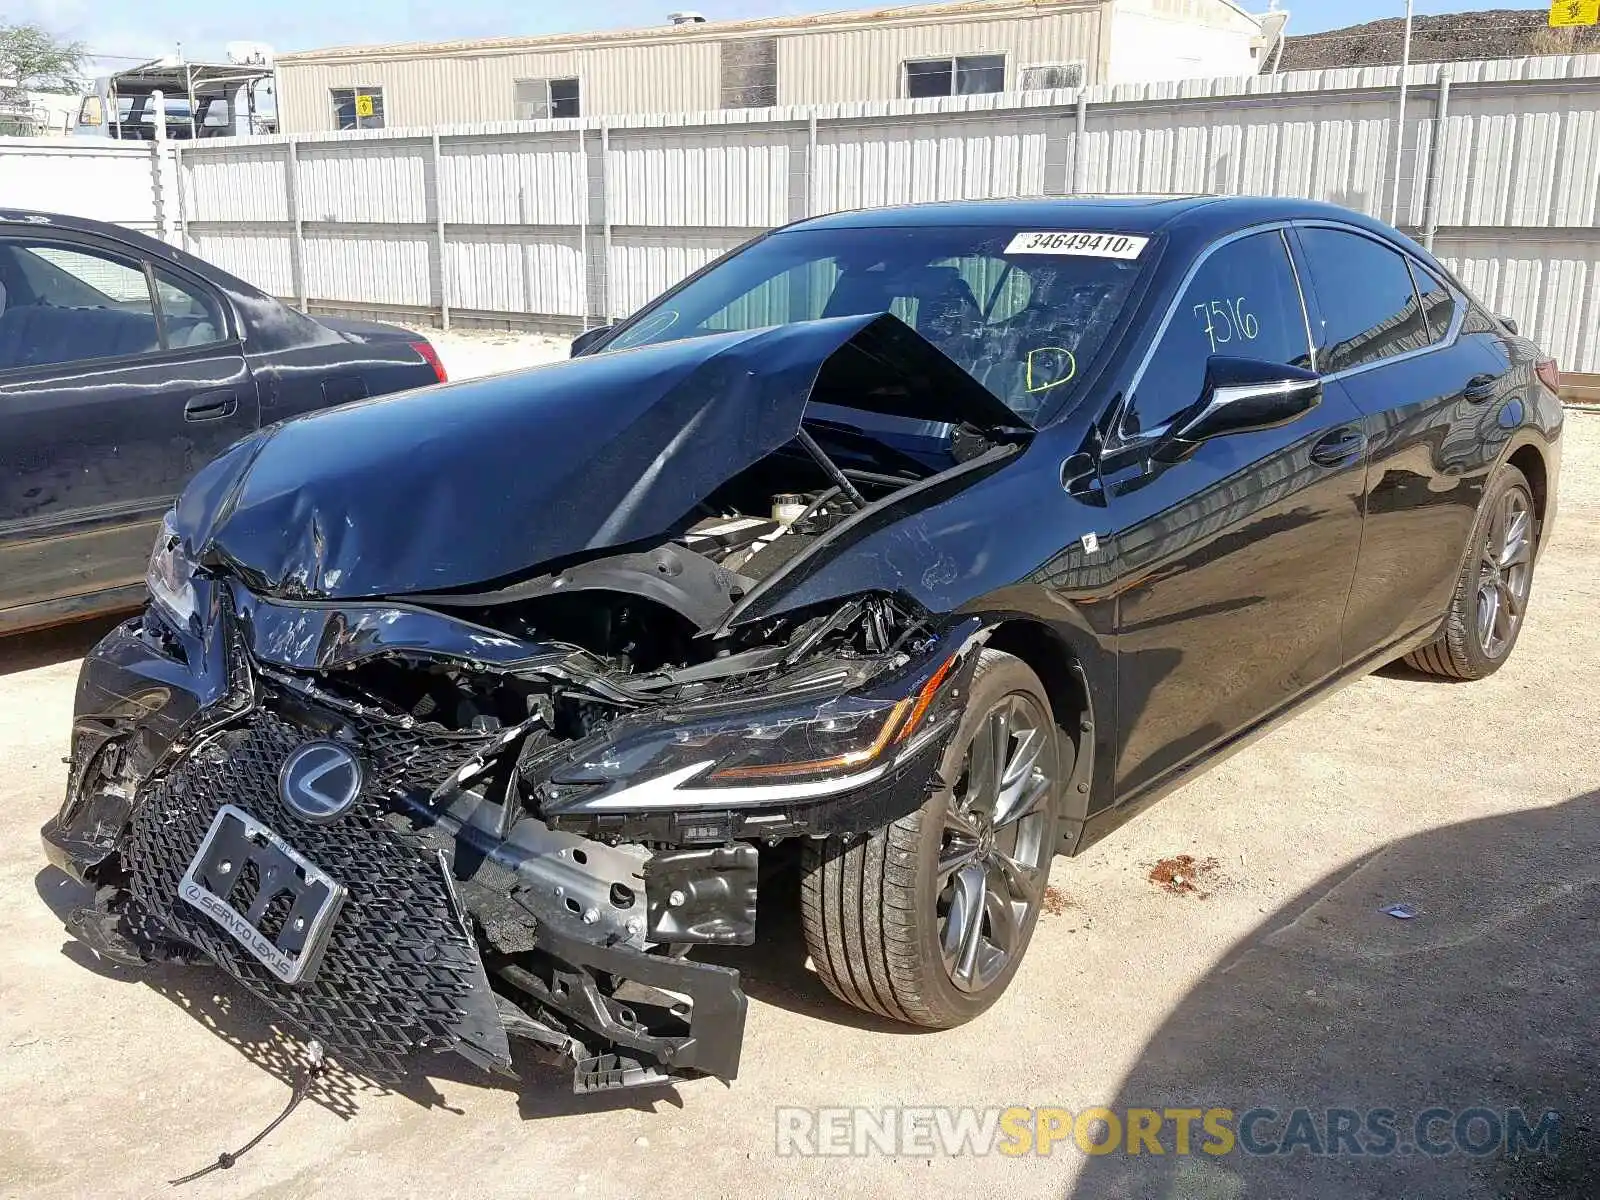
<box><xmin>1404</xmin><ymin>465</ymin><xmax>1538</xmax><ymax>681</ymax></box>
<box><xmin>799</xmin><ymin>650</ymin><xmax>1061</xmax><ymax>1028</ymax></box>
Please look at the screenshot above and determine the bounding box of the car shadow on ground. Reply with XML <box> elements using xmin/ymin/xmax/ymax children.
<box><xmin>1068</xmin><ymin>789</ymin><xmax>1599</xmax><ymax>1200</ymax></box>
<box><xmin>33</xmin><ymin>866</ymin><xmax>687</xmax><ymax>1126</ymax></box>
<box><xmin>0</xmin><ymin>613</ymin><xmax>128</xmax><ymax>677</ymax></box>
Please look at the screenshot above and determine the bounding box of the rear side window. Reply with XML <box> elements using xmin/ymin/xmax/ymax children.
<box><xmin>1296</xmin><ymin>228</ymin><xmax>1430</xmax><ymax>373</ymax></box>
<box><xmin>1408</xmin><ymin>262</ymin><xmax>1459</xmax><ymax>344</ymax></box>
<box><xmin>0</xmin><ymin>240</ymin><xmax>227</xmax><ymax>371</ymax></box>
<box><xmin>153</xmin><ymin>266</ymin><xmax>228</xmax><ymax>348</ymax></box>
<box><xmin>1124</xmin><ymin>229</ymin><xmax>1311</xmax><ymax>436</ymax></box>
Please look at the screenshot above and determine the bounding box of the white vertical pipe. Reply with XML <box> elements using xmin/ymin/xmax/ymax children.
<box><xmin>1388</xmin><ymin>0</ymin><xmax>1414</xmax><ymax>225</ymax></box>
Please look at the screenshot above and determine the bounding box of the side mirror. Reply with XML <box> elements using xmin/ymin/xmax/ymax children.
<box><xmin>1153</xmin><ymin>357</ymin><xmax>1322</xmax><ymax>462</ymax></box>
<box><xmin>570</xmin><ymin>325</ymin><xmax>614</xmax><ymax>357</ymax></box>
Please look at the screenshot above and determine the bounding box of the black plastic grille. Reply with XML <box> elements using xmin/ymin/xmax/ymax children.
<box><xmin>344</xmin><ymin>706</ymin><xmax>502</xmax><ymax>796</ymax></box>
<box><xmin>127</xmin><ymin>707</ymin><xmax>499</xmax><ymax>1075</ymax></box>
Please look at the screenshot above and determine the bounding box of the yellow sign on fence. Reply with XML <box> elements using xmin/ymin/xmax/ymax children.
<box><xmin>1550</xmin><ymin>0</ymin><xmax>1600</xmax><ymax>27</ymax></box>
<box><xmin>354</xmin><ymin>94</ymin><xmax>375</xmax><ymax>118</ymax></box>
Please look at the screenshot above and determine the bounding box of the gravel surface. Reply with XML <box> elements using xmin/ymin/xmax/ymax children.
<box><xmin>1</xmin><ymin>341</ymin><xmax>1594</xmax><ymax>1198</ymax></box>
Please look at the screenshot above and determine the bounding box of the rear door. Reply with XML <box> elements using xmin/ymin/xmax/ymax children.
<box><xmin>1289</xmin><ymin>225</ymin><xmax>1504</xmax><ymax>660</ymax></box>
<box><xmin>1100</xmin><ymin>227</ymin><xmax>1369</xmax><ymax>798</ymax></box>
<box><xmin>0</xmin><ymin>233</ymin><xmax>258</xmax><ymax>625</ymax></box>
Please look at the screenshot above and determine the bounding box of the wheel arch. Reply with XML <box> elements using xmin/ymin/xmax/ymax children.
<box><xmin>981</xmin><ymin>618</ymin><xmax>1105</xmax><ymax>855</ymax></box>
<box><xmin>1506</xmin><ymin>443</ymin><xmax>1548</xmax><ymax>532</ymax></box>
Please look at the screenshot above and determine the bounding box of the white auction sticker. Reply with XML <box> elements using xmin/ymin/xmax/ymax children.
<box><xmin>1004</xmin><ymin>231</ymin><xmax>1150</xmax><ymax>259</ymax></box>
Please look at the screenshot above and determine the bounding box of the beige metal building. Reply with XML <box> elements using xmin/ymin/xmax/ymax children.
<box><xmin>274</xmin><ymin>0</ymin><xmax>1284</xmax><ymax>134</ymax></box>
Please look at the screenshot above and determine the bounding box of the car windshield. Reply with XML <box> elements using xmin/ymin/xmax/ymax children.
<box><xmin>603</xmin><ymin>224</ymin><xmax>1151</xmax><ymax>423</ymax></box>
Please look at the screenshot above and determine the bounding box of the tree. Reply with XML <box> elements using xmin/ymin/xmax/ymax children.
<box><xmin>0</xmin><ymin>22</ymin><xmax>88</xmax><ymax>94</ymax></box>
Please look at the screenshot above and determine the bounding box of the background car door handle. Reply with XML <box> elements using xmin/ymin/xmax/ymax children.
<box><xmin>184</xmin><ymin>390</ymin><xmax>238</xmax><ymax>422</ymax></box>
<box><xmin>1310</xmin><ymin>427</ymin><xmax>1366</xmax><ymax>467</ymax></box>
<box><xmin>1463</xmin><ymin>373</ymin><xmax>1499</xmax><ymax>404</ymax></box>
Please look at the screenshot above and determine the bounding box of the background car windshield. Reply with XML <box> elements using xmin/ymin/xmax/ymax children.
<box><xmin>604</xmin><ymin>225</ymin><xmax>1148</xmax><ymax>422</ymax></box>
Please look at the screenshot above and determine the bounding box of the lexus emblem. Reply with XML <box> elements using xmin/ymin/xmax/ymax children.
<box><xmin>279</xmin><ymin>741</ymin><xmax>364</xmax><ymax>823</ymax></box>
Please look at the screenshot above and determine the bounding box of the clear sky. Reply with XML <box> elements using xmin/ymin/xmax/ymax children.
<box><xmin>9</xmin><ymin>0</ymin><xmax>1556</xmax><ymax>70</ymax></box>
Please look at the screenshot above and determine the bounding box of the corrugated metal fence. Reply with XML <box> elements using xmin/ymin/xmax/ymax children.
<box><xmin>33</xmin><ymin>54</ymin><xmax>1600</xmax><ymax>371</ymax></box>
<box><xmin>0</xmin><ymin>137</ymin><xmax>178</xmax><ymax>237</ymax></box>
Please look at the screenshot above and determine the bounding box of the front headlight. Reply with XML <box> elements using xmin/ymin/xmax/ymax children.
<box><xmin>147</xmin><ymin>512</ymin><xmax>198</xmax><ymax>628</ymax></box>
<box><xmin>547</xmin><ymin>641</ymin><xmax>967</xmax><ymax>811</ymax></box>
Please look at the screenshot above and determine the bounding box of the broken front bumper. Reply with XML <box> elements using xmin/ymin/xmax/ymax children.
<box><xmin>42</xmin><ymin>608</ymin><xmax>949</xmax><ymax>1091</ymax></box>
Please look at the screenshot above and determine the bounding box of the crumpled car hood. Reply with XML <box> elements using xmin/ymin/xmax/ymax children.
<box><xmin>174</xmin><ymin>313</ymin><xmax>1028</xmax><ymax>601</ymax></box>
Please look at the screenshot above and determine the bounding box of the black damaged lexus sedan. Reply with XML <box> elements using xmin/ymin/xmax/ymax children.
<box><xmin>44</xmin><ymin>196</ymin><xmax>1562</xmax><ymax>1092</ymax></box>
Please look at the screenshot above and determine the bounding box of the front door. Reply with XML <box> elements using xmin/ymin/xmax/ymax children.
<box><xmin>1100</xmin><ymin>228</ymin><xmax>1369</xmax><ymax>798</ymax></box>
<box><xmin>0</xmin><ymin>234</ymin><xmax>258</xmax><ymax>627</ymax></box>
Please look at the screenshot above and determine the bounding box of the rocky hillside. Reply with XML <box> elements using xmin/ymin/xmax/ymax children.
<box><xmin>1280</xmin><ymin>9</ymin><xmax>1600</xmax><ymax>72</ymax></box>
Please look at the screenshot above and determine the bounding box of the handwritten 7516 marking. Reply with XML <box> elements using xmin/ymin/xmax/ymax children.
<box><xmin>1193</xmin><ymin>297</ymin><xmax>1260</xmax><ymax>353</ymax></box>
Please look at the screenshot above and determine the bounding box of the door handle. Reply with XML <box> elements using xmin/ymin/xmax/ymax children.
<box><xmin>1463</xmin><ymin>373</ymin><xmax>1499</xmax><ymax>404</ymax></box>
<box><xmin>184</xmin><ymin>389</ymin><xmax>238</xmax><ymax>422</ymax></box>
<box><xmin>1310</xmin><ymin>426</ymin><xmax>1366</xmax><ymax>467</ymax></box>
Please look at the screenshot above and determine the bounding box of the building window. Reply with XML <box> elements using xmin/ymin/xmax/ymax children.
<box><xmin>903</xmin><ymin>54</ymin><xmax>1006</xmax><ymax>99</ymax></box>
<box><xmin>514</xmin><ymin>77</ymin><xmax>582</xmax><ymax>120</ymax></box>
<box><xmin>331</xmin><ymin>87</ymin><xmax>385</xmax><ymax>130</ymax></box>
<box><xmin>720</xmin><ymin>37</ymin><xmax>778</xmax><ymax>108</ymax></box>
<box><xmin>1018</xmin><ymin>61</ymin><xmax>1085</xmax><ymax>91</ymax></box>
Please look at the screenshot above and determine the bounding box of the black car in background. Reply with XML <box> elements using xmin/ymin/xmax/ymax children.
<box><xmin>0</xmin><ymin>210</ymin><xmax>446</xmax><ymax>636</ymax></box>
<box><xmin>44</xmin><ymin>197</ymin><xmax>1561</xmax><ymax>1093</ymax></box>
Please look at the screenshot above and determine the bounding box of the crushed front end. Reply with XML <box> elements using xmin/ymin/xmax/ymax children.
<box><xmin>43</xmin><ymin>315</ymin><xmax>1022</xmax><ymax>1092</ymax></box>
<box><xmin>44</xmin><ymin>565</ymin><xmax>975</xmax><ymax>1092</ymax></box>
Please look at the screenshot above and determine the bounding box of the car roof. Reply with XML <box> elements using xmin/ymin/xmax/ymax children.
<box><xmin>784</xmin><ymin>195</ymin><xmax>1397</xmax><ymax>240</ymax></box>
<box><xmin>0</xmin><ymin>208</ymin><xmax>192</xmax><ymax>263</ymax></box>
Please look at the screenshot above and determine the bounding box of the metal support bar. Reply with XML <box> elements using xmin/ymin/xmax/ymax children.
<box><xmin>795</xmin><ymin>428</ymin><xmax>868</xmax><ymax>510</ymax></box>
<box><xmin>577</xmin><ymin>127</ymin><xmax>590</xmax><ymax>331</ymax></box>
<box><xmin>172</xmin><ymin>143</ymin><xmax>191</xmax><ymax>251</ymax></box>
<box><xmin>1422</xmin><ymin>68</ymin><xmax>1452</xmax><ymax>252</ymax></box>
<box><xmin>431</xmin><ymin>130</ymin><xmax>451</xmax><ymax>330</ymax></box>
<box><xmin>185</xmin><ymin>63</ymin><xmax>197</xmax><ymax>140</ymax></box>
<box><xmin>1072</xmin><ymin>91</ymin><xmax>1089</xmax><ymax>194</ymax></box>
<box><xmin>807</xmin><ymin>112</ymin><xmax>818</xmax><ymax>216</ymax></box>
<box><xmin>285</xmin><ymin>138</ymin><xmax>308</xmax><ymax>312</ymax></box>
<box><xmin>600</xmin><ymin>123</ymin><xmax>613</xmax><ymax>323</ymax></box>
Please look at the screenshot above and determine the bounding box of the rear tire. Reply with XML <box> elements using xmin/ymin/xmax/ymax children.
<box><xmin>1403</xmin><ymin>465</ymin><xmax>1537</xmax><ymax>680</ymax></box>
<box><xmin>798</xmin><ymin>650</ymin><xmax>1061</xmax><ymax>1028</ymax></box>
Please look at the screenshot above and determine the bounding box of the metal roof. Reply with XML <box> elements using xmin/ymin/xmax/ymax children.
<box><xmin>107</xmin><ymin>60</ymin><xmax>275</xmax><ymax>94</ymax></box>
<box><xmin>277</xmin><ymin>0</ymin><xmax>1118</xmax><ymax>63</ymax></box>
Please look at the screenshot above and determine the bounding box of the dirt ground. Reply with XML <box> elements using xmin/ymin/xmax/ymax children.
<box><xmin>0</xmin><ymin>335</ymin><xmax>1594</xmax><ymax>1198</ymax></box>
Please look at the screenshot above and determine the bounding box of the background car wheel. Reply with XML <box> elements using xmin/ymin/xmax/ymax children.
<box><xmin>799</xmin><ymin>649</ymin><xmax>1061</xmax><ymax>1028</ymax></box>
<box><xmin>1404</xmin><ymin>465</ymin><xmax>1538</xmax><ymax>681</ymax></box>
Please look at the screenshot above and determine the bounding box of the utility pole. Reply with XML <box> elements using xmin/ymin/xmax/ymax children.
<box><xmin>1388</xmin><ymin>0</ymin><xmax>1415</xmax><ymax>225</ymax></box>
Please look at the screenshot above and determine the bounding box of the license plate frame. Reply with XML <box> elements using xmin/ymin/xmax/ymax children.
<box><xmin>178</xmin><ymin>804</ymin><xmax>346</xmax><ymax>984</ymax></box>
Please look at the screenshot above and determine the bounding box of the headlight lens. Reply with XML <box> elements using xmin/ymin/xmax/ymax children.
<box><xmin>548</xmin><ymin>646</ymin><xmax>964</xmax><ymax>807</ymax></box>
<box><xmin>146</xmin><ymin>512</ymin><xmax>198</xmax><ymax>628</ymax></box>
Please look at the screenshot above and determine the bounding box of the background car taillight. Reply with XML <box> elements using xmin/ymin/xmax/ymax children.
<box><xmin>1535</xmin><ymin>358</ymin><xmax>1561</xmax><ymax>396</ymax></box>
<box><xmin>410</xmin><ymin>339</ymin><xmax>448</xmax><ymax>383</ymax></box>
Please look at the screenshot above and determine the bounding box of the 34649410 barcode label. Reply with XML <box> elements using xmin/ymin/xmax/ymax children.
<box><xmin>1003</xmin><ymin>231</ymin><xmax>1150</xmax><ymax>259</ymax></box>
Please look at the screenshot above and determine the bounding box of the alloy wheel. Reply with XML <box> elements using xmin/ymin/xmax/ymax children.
<box><xmin>1477</xmin><ymin>483</ymin><xmax>1534</xmax><ymax>659</ymax></box>
<box><xmin>935</xmin><ymin>692</ymin><xmax>1055</xmax><ymax>994</ymax></box>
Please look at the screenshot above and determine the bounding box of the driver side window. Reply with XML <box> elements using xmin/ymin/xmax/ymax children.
<box><xmin>1124</xmin><ymin>230</ymin><xmax>1311</xmax><ymax>436</ymax></box>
